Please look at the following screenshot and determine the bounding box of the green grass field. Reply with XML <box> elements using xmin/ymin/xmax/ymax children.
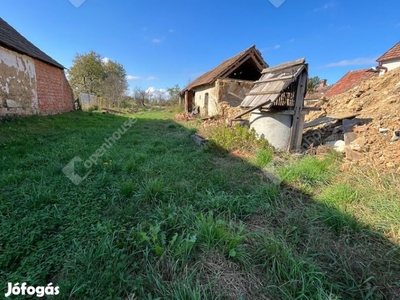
<box><xmin>1</xmin><ymin>110</ymin><xmax>400</xmax><ymax>299</ymax></box>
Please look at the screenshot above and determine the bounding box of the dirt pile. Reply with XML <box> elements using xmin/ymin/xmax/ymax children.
<box><xmin>304</xmin><ymin>68</ymin><xmax>400</xmax><ymax>171</ymax></box>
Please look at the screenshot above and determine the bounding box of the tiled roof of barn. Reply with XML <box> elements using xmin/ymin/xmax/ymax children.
<box><xmin>183</xmin><ymin>45</ymin><xmax>268</xmax><ymax>91</ymax></box>
<box><xmin>0</xmin><ymin>17</ymin><xmax>65</xmax><ymax>69</ymax></box>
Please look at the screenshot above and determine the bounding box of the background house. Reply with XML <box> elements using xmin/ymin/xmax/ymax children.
<box><xmin>181</xmin><ymin>45</ymin><xmax>268</xmax><ymax>116</ymax></box>
<box><xmin>304</xmin><ymin>79</ymin><xmax>330</xmax><ymax>104</ymax></box>
<box><xmin>376</xmin><ymin>41</ymin><xmax>400</xmax><ymax>74</ymax></box>
<box><xmin>325</xmin><ymin>69</ymin><xmax>377</xmax><ymax>98</ymax></box>
<box><xmin>0</xmin><ymin>18</ymin><xmax>74</xmax><ymax>116</ymax></box>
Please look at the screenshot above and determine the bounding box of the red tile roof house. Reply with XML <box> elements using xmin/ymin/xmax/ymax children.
<box><xmin>181</xmin><ymin>45</ymin><xmax>268</xmax><ymax>116</ymax></box>
<box><xmin>376</xmin><ymin>41</ymin><xmax>400</xmax><ymax>75</ymax></box>
<box><xmin>325</xmin><ymin>68</ymin><xmax>377</xmax><ymax>98</ymax></box>
<box><xmin>0</xmin><ymin>18</ymin><xmax>74</xmax><ymax>117</ymax></box>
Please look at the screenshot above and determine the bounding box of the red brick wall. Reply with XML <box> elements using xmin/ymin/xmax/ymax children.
<box><xmin>35</xmin><ymin>59</ymin><xmax>74</xmax><ymax>115</ymax></box>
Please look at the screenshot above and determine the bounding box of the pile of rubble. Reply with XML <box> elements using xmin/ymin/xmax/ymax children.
<box><xmin>304</xmin><ymin>68</ymin><xmax>400</xmax><ymax>171</ymax></box>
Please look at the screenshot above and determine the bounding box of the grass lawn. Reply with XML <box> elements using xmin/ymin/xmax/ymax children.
<box><xmin>1</xmin><ymin>110</ymin><xmax>400</xmax><ymax>299</ymax></box>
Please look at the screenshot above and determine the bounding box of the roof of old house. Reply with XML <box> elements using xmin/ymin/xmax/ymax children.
<box><xmin>183</xmin><ymin>45</ymin><xmax>268</xmax><ymax>91</ymax></box>
<box><xmin>377</xmin><ymin>41</ymin><xmax>400</xmax><ymax>62</ymax></box>
<box><xmin>0</xmin><ymin>17</ymin><xmax>65</xmax><ymax>69</ymax></box>
<box><xmin>240</xmin><ymin>58</ymin><xmax>307</xmax><ymax>108</ymax></box>
<box><xmin>304</xmin><ymin>85</ymin><xmax>331</xmax><ymax>100</ymax></box>
<box><xmin>325</xmin><ymin>69</ymin><xmax>377</xmax><ymax>98</ymax></box>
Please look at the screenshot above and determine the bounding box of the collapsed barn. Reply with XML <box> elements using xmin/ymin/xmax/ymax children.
<box><xmin>181</xmin><ymin>45</ymin><xmax>268</xmax><ymax>116</ymax></box>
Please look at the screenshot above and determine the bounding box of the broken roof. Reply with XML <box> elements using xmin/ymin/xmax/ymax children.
<box><xmin>183</xmin><ymin>45</ymin><xmax>268</xmax><ymax>91</ymax></box>
<box><xmin>377</xmin><ymin>41</ymin><xmax>400</xmax><ymax>62</ymax></box>
<box><xmin>0</xmin><ymin>17</ymin><xmax>65</xmax><ymax>69</ymax></box>
<box><xmin>304</xmin><ymin>85</ymin><xmax>331</xmax><ymax>100</ymax></box>
<box><xmin>325</xmin><ymin>69</ymin><xmax>377</xmax><ymax>98</ymax></box>
<box><xmin>240</xmin><ymin>58</ymin><xmax>307</xmax><ymax>108</ymax></box>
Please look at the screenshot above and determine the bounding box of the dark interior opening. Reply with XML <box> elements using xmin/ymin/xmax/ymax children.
<box><xmin>227</xmin><ymin>58</ymin><xmax>262</xmax><ymax>81</ymax></box>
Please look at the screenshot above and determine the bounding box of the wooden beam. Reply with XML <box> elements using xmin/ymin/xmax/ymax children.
<box><xmin>253</xmin><ymin>75</ymin><xmax>296</xmax><ymax>84</ymax></box>
<box><xmin>229</xmin><ymin>100</ymin><xmax>272</xmax><ymax>126</ymax></box>
<box><xmin>246</xmin><ymin>91</ymin><xmax>281</xmax><ymax>96</ymax></box>
<box><xmin>288</xmin><ymin>70</ymin><xmax>307</xmax><ymax>151</ymax></box>
<box><xmin>262</xmin><ymin>58</ymin><xmax>305</xmax><ymax>74</ymax></box>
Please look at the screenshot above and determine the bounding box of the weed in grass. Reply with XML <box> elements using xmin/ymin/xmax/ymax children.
<box><xmin>140</xmin><ymin>178</ymin><xmax>169</xmax><ymax>202</ymax></box>
<box><xmin>318</xmin><ymin>183</ymin><xmax>360</xmax><ymax>207</ymax></box>
<box><xmin>279</xmin><ymin>152</ymin><xmax>339</xmax><ymax>191</ymax></box>
<box><xmin>316</xmin><ymin>207</ymin><xmax>364</xmax><ymax>234</ymax></box>
<box><xmin>254</xmin><ymin>147</ymin><xmax>274</xmax><ymax>168</ymax></box>
<box><xmin>124</xmin><ymin>159</ymin><xmax>139</xmax><ymax>173</ymax></box>
<box><xmin>120</xmin><ymin>180</ymin><xmax>137</xmax><ymax>197</ymax></box>
<box><xmin>209</xmin><ymin>125</ymin><xmax>270</xmax><ymax>153</ymax></box>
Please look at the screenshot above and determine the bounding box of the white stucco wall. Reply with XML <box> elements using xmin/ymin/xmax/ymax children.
<box><xmin>193</xmin><ymin>84</ymin><xmax>218</xmax><ymax>116</ymax></box>
<box><xmin>381</xmin><ymin>58</ymin><xmax>400</xmax><ymax>75</ymax></box>
<box><xmin>0</xmin><ymin>46</ymin><xmax>38</xmax><ymax>115</ymax></box>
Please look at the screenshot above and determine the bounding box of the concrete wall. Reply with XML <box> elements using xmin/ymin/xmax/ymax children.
<box><xmin>193</xmin><ymin>84</ymin><xmax>218</xmax><ymax>116</ymax></box>
<box><xmin>0</xmin><ymin>45</ymin><xmax>74</xmax><ymax>117</ymax></box>
<box><xmin>250</xmin><ymin>110</ymin><xmax>293</xmax><ymax>151</ymax></box>
<box><xmin>216</xmin><ymin>79</ymin><xmax>254</xmax><ymax>107</ymax></box>
<box><xmin>0</xmin><ymin>46</ymin><xmax>38</xmax><ymax>115</ymax></box>
<box><xmin>381</xmin><ymin>58</ymin><xmax>400</xmax><ymax>74</ymax></box>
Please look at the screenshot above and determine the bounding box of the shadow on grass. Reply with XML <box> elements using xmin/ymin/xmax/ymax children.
<box><xmin>0</xmin><ymin>111</ymin><xmax>399</xmax><ymax>299</ymax></box>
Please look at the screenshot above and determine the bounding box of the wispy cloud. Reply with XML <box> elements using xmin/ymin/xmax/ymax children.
<box><xmin>126</xmin><ymin>75</ymin><xmax>140</xmax><ymax>80</ymax></box>
<box><xmin>152</xmin><ymin>38</ymin><xmax>162</xmax><ymax>44</ymax></box>
<box><xmin>288</xmin><ymin>38</ymin><xmax>295</xmax><ymax>43</ymax></box>
<box><xmin>396</xmin><ymin>23</ymin><xmax>400</xmax><ymax>28</ymax></box>
<box><xmin>323</xmin><ymin>57</ymin><xmax>378</xmax><ymax>68</ymax></box>
<box><xmin>147</xmin><ymin>76</ymin><xmax>158</xmax><ymax>80</ymax></box>
<box><xmin>314</xmin><ymin>2</ymin><xmax>335</xmax><ymax>11</ymax></box>
<box><xmin>261</xmin><ymin>44</ymin><xmax>281</xmax><ymax>52</ymax></box>
<box><xmin>168</xmin><ymin>29</ymin><xmax>174</xmax><ymax>33</ymax></box>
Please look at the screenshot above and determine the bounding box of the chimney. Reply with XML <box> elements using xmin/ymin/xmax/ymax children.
<box><xmin>320</xmin><ymin>79</ymin><xmax>327</xmax><ymax>87</ymax></box>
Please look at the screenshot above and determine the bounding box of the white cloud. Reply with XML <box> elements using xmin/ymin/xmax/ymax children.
<box><xmin>102</xmin><ymin>57</ymin><xmax>110</xmax><ymax>64</ymax></box>
<box><xmin>261</xmin><ymin>44</ymin><xmax>281</xmax><ymax>52</ymax></box>
<box><xmin>147</xmin><ymin>76</ymin><xmax>158</xmax><ymax>80</ymax></box>
<box><xmin>126</xmin><ymin>75</ymin><xmax>140</xmax><ymax>80</ymax></box>
<box><xmin>152</xmin><ymin>38</ymin><xmax>162</xmax><ymax>43</ymax></box>
<box><xmin>146</xmin><ymin>87</ymin><xmax>169</xmax><ymax>99</ymax></box>
<box><xmin>288</xmin><ymin>38</ymin><xmax>295</xmax><ymax>43</ymax></box>
<box><xmin>314</xmin><ymin>2</ymin><xmax>335</xmax><ymax>11</ymax></box>
<box><xmin>323</xmin><ymin>57</ymin><xmax>378</xmax><ymax>68</ymax></box>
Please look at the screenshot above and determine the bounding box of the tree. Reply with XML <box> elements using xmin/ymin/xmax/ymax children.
<box><xmin>166</xmin><ymin>84</ymin><xmax>181</xmax><ymax>106</ymax></box>
<box><xmin>68</xmin><ymin>51</ymin><xmax>105</xmax><ymax>97</ymax></box>
<box><xmin>68</xmin><ymin>51</ymin><xmax>128</xmax><ymax>107</ymax></box>
<box><xmin>307</xmin><ymin>76</ymin><xmax>321</xmax><ymax>93</ymax></box>
<box><xmin>102</xmin><ymin>60</ymin><xmax>128</xmax><ymax>108</ymax></box>
<box><xmin>133</xmin><ymin>87</ymin><xmax>149</xmax><ymax>107</ymax></box>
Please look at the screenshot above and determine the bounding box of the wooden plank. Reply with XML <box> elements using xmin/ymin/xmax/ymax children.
<box><xmin>327</xmin><ymin>113</ymin><xmax>360</xmax><ymax>120</ymax></box>
<box><xmin>254</xmin><ymin>75</ymin><xmax>295</xmax><ymax>84</ymax></box>
<box><xmin>303</xmin><ymin>116</ymin><xmax>338</xmax><ymax>129</ymax></box>
<box><xmin>288</xmin><ymin>70</ymin><xmax>307</xmax><ymax>151</ymax></box>
<box><xmin>246</xmin><ymin>91</ymin><xmax>281</xmax><ymax>96</ymax></box>
<box><xmin>262</xmin><ymin>58</ymin><xmax>306</xmax><ymax>74</ymax></box>
<box><xmin>302</xmin><ymin>107</ymin><xmax>322</xmax><ymax>111</ymax></box>
<box><xmin>230</xmin><ymin>100</ymin><xmax>272</xmax><ymax>125</ymax></box>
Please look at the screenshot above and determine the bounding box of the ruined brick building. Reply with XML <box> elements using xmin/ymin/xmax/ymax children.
<box><xmin>0</xmin><ymin>17</ymin><xmax>74</xmax><ymax>116</ymax></box>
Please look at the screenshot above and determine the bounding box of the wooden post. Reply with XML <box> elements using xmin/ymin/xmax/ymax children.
<box><xmin>288</xmin><ymin>70</ymin><xmax>307</xmax><ymax>151</ymax></box>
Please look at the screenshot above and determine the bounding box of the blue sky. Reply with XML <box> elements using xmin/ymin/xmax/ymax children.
<box><xmin>1</xmin><ymin>0</ymin><xmax>399</xmax><ymax>93</ymax></box>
